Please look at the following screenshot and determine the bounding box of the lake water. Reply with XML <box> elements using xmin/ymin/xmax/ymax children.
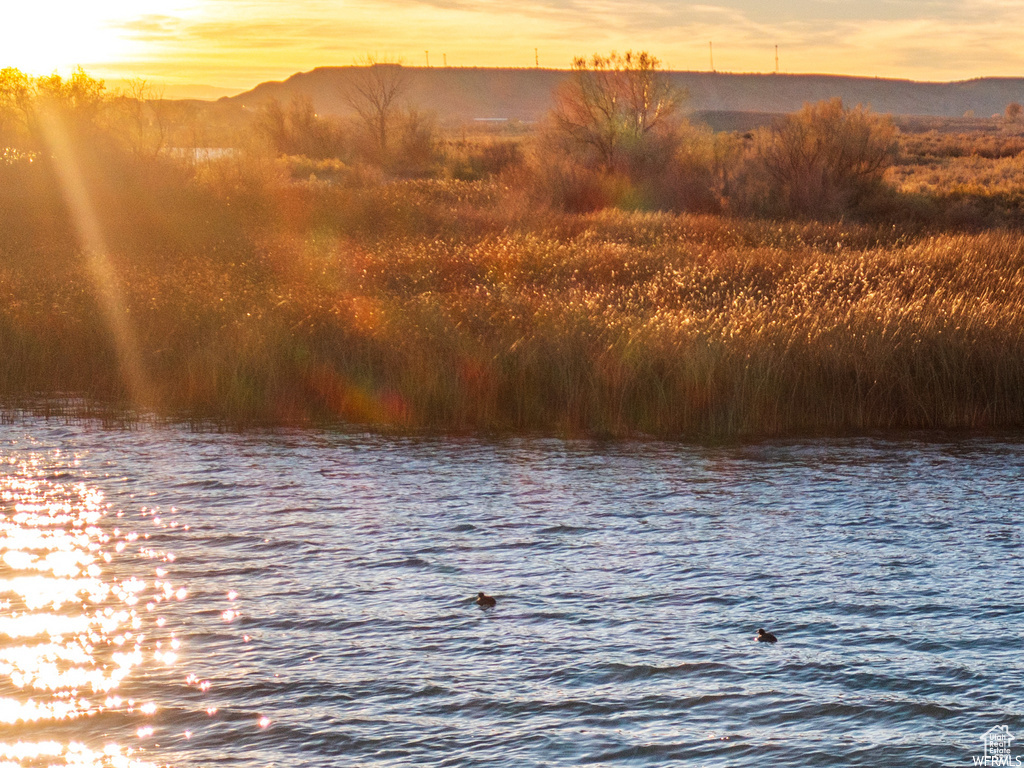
<box><xmin>1</xmin><ymin>418</ymin><xmax>1021</xmax><ymax>767</ymax></box>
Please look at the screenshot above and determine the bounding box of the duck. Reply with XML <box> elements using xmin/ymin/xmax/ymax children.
<box><xmin>756</xmin><ymin>628</ymin><xmax>778</xmax><ymax>643</ymax></box>
<box><xmin>476</xmin><ymin>592</ymin><xmax>496</xmax><ymax>609</ymax></box>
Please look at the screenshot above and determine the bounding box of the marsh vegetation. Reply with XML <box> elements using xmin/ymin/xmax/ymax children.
<box><xmin>3</xmin><ymin>62</ymin><xmax>1024</xmax><ymax>436</ymax></box>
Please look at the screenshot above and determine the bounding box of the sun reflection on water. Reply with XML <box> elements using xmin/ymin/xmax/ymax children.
<box><xmin>0</xmin><ymin>457</ymin><xmax>176</xmax><ymax>768</ymax></box>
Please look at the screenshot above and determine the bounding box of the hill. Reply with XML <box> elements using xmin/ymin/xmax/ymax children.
<box><xmin>226</xmin><ymin>67</ymin><xmax>1024</xmax><ymax>123</ymax></box>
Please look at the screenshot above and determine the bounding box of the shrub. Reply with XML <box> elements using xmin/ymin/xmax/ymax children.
<box><xmin>255</xmin><ymin>97</ymin><xmax>349</xmax><ymax>160</ymax></box>
<box><xmin>530</xmin><ymin>125</ymin><xmax>724</xmax><ymax>214</ymax></box>
<box><xmin>754</xmin><ymin>98</ymin><xmax>897</xmax><ymax>217</ymax></box>
<box><xmin>446</xmin><ymin>139</ymin><xmax>524</xmax><ymax>181</ymax></box>
<box><xmin>390</xmin><ymin>108</ymin><xmax>441</xmax><ymax>177</ymax></box>
<box><xmin>528</xmin><ymin>152</ymin><xmax>633</xmax><ymax>212</ymax></box>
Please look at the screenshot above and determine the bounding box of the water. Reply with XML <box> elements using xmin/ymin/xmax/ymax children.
<box><xmin>1</xmin><ymin>418</ymin><xmax>1022</xmax><ymax>767</ymax></box>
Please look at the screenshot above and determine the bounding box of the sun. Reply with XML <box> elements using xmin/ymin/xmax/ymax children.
<box><xmin>0</xmin><ymin>0</ymin><xmax>195</xmax><ymax>76</ymax></box>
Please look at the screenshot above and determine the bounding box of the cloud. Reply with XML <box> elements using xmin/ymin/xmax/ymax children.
<box><xmin>116</xmin><ymin>14</ymin><xmax>182</xmax><ymax>39</ymax></box>
<box><xmin>93</xmin><ymin>0</ymin><xmax>1024</xmax><ymax>88</ymax></box>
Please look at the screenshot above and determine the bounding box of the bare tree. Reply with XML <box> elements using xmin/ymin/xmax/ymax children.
<box><xmin>113</xmin><ymin>79</ymin><xmax>172</xmax><ymax>159</ymax></box>
<box><xmin>343</xmin><ymin>56</ymin><xmax>409</xmax><ymax>163</ymax></box>
<box><xmin>549</xmin><ymin>51</ymin><xmax>681</xmax><ymax>174</ymax></box>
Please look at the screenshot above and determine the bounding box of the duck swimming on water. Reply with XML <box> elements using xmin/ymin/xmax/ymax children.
<box><xmin>476</xmin><ymin>592</ymin><xmax>496</xmax><ymax>609</ymax></box>
<box><xmin>756</xmin><ymin>628</ymin><xmax>778</xmax><ymax>643</ymax></box>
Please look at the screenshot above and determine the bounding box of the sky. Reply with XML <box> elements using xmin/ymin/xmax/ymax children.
<box><xmin>4</xmin><ymin>0</ymin><xmax>1024</xmax><ymax>96</ymax></box>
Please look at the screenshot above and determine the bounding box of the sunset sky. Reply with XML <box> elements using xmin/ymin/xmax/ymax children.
<box><xmin>4</xmin><ymin>0</ymin><xmax>1024</xmax><ymax>96</ymax></box>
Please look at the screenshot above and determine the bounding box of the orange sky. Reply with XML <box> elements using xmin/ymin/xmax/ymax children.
<box><xmin>5</xmin><ymin>1</ymin><xmax>1024</xmax><ymax>97</ymax></box>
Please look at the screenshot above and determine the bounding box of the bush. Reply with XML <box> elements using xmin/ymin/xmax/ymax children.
<box><xmin>530</xmin><ymin>125</ymin><xmax>724</xmax><ymax>214</ymax></box>
<box><xmin>390</xmin><ymin>108</ymin><xmax>441</xmax><ymax>177</ymax></box>
<box><xmin>255</xmin><ymin>97</ymin><xmax>349</xmax><ymax>160</ymax></box>
<box><xmin>528</xmin><ymin>152</ymin><xmax>633</xmax><ymax>212</ymax></box>
<box><xmin>754</xmin><ymin>98</ymin><xmax>897</xmax><ymax>217</ymax></box>
<box><xmin>446</xmin><ymin>139</ymin><xmax>524</xmax><ymax>181</ymax></box>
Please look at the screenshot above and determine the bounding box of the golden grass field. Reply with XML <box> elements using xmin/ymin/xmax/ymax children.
<box><xmin>4</xmin><ymin>68</ymin><xmax>1024</xmax><ymax>437</ymax></box>
<box><xmin>3</xmin><ymin>167</ymin><xmax>1024</xmax><ymax>437</ymax></box>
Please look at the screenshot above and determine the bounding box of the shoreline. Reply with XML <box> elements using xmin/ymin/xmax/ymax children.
<box><xmin>6</xmin><ymin>402</ymin><xmax>1024</xmax><ymax>446</ymax></box>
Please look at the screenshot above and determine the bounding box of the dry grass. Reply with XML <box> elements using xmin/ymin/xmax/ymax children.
<box><xmin>886</xmin><ymin>129</ymin><xmax>1024</xmax><ymax>226</ymax></box>
<box><xmin>4</xmin><ymin>72</ymin><xmax>1024</xmax><ymax>437</ymax></box>
<box><xmin>889</xmin><ymin>154</ymin><xmax>1024</xmax><ymax>196</ymax></box>
<box><xmin>3</xmin><ymin>160</ymin><xmax>1024</xmax><ymax>437</ymax></box>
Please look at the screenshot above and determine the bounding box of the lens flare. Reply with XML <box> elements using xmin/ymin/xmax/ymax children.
<box><xmin>33</xmin><ymin>106</ymin><xmax>155</xmax><ymax>413</ymax></box>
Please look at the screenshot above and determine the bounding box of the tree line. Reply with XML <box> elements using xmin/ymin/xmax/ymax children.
<box><xmin>246</xmin><ymin>52</ymin><xmax>899</xmax><ymax>219</ymax></box>
<box><xmin>0</xmin><ymin>55</ymin><xmax>920</xmax><ymax>221</ymax></box>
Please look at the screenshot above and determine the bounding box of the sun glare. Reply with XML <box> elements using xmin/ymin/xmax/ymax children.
<box><xmin>0</xmin><ymin>1</ymin><xmax>195</xmax><ymax>76</ymax></box>
<box><xmin>0</xmin><ymin>458</ymin><xmax>185</xmax><ymax>768</ymax></box>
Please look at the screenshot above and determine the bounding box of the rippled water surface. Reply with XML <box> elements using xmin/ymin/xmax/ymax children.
<box><xmin>1</xmin><ymin>419</ymin><xmax>1022</xmax><ymax>767</ymax></box>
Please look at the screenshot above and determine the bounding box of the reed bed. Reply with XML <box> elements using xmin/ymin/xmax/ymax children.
<box><xmin>3</xmin><ymin>165</ymin><xmax>1024</xmax><ymax>438</ymax></box>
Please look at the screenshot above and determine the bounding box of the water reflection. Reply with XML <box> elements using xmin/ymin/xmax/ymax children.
<box><xmin>2</xmin><ymin>425</ymin><xmax>1023</xmax><ymax>767</ymax></box>
<box><xmin>0</xmin><ymin>456</ymin><xmax>177</xmax><ymax>767</ymax></box>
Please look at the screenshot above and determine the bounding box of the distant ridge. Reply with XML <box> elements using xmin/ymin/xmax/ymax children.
<box><xmin>227</xmin><ymin>67</ymin><xmax>1024</xmax><ymax>123</ymax></box>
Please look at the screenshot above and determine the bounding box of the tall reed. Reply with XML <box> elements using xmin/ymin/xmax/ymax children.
<box><xmin>3</xmin><ymin>157</ymin><xmax>1024</xmax><ymax>437</ymax></box>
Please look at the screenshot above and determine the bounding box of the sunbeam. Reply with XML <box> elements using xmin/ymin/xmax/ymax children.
<box><xmin>34</xmin><ymin>106</ymin><xmax>155</xmax><ymax>413</ymax></box>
